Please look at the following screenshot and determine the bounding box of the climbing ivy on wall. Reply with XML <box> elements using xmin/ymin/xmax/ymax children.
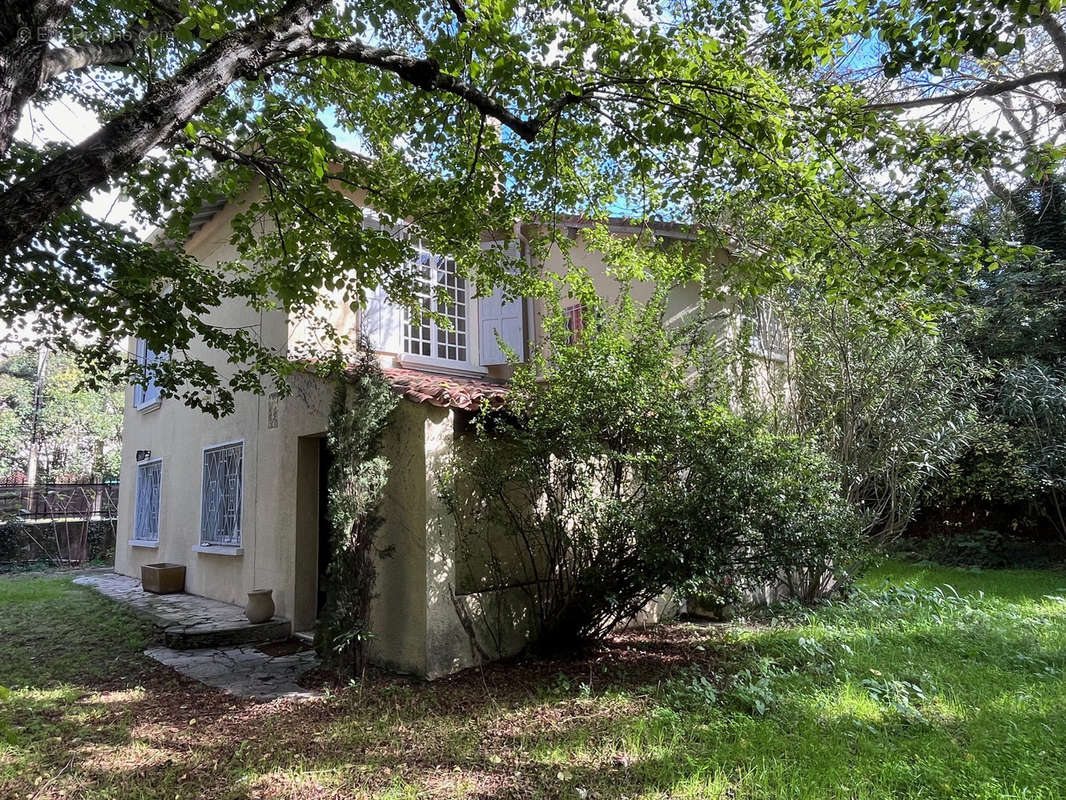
<box><xmin>315</xmin><ymin>349</ymin><xmax>398</xmax><ymax>677</ymax></box>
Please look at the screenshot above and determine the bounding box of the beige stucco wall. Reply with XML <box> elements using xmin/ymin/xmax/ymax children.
<box><xmin>371</xmin><ymin>400</ymin><xmax>530</xmax><ymax>679</ymax></box>
<box><xmin>116</xmin><ymin>200</ymin><xmax>294</xmax><ymax>614</ymax></box>
<box><xmin>367</xmin><ymin>399</ymin><xmax>432</xmax><ymax>674</ymax></box>
<box><xmin>116</xmin><ymin>347</ymin><xmax>519</xmax><ymax>678</ymax></box>
<box><xmin>516</xmin><ymin>224</ymin><xmax>734</xmax><ymax>359</ymax></box>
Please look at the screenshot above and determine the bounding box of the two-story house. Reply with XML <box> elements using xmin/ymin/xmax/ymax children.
<box><xmin>114</xmin><ymin>190</ymin><xmax>730</xmax><ymax>679</ymax></box>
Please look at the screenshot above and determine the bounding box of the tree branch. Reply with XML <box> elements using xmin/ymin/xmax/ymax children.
<box><xmin>295</xmin><ymin>35</ymin><xmax>591</xmax><ymax>142</ymax></box>
<box><xmin>1042</xmin><ymin>11</ymin><xmax>1066</xmax><ymax>69</ymax></box>
<box><xmin>0</xmin><ymin>0</ymin><xmax>75</xmax><ymax>155</ymax></box>
<box><xmin>445</xmin><ymin>0</ymin><xmax>467</xmax><ymax>24</ymax></box>
<box><xmin>0</xmin><ymin>0</ymin><xmax>329</xmax><ymax>255</ymax></box>
<box><xmin>0</xmin><ymin>1</ymin><xmax>595</xmax><ymax>254</ymax></box>
<box><xmin>38</xmin><ymin>39</ymin><xmax>138</xmax><ymax>84</ymax></box>
<box><xmin>865</xmin><ymin>70</ymin><xmax>1066</xmax><ymax>112</ymax></box>
<box><xmin>991</xmin><ymin>92</ymin><xmax>1038</xmax><ymax>149</ymax></box>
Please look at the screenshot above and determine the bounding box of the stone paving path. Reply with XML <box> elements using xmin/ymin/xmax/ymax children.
<box><xmin>73</xmin><ymin>572</ymin><xmax>290</xmax><ymax>647</ymax></box>
<box><xmin>74</xmin><ymin>572</ymin><xmax>254</xmax><ymax>628</ymax></box>
<box><xmin>146</xmin><ymin>644</ymin><xmax>322</xmax><ymax>701</ymax></box>
<box><xmin>74</xmin><ymin>572</ymin><xmax>321</xmax><ymax>701</ymax></box>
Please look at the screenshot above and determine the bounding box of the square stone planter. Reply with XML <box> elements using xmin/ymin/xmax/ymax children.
<box><xmin>142</xmin><ymin>563</ymin><xmax>186</xmax><ymax>594</ymax></box>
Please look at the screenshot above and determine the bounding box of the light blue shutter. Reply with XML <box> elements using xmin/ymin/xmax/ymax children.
<box><xmin>361</xmin><ymin>211</ymin><xmax>404</xmax><ymax>354</ymax></box>
<box><xmin>479</xmin><ymin>241</ymin><xmax>525</xmax><ymax>366</ymax></box>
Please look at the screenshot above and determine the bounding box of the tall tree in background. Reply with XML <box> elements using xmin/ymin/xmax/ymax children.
<box><xmin>0</xmin><ymin>349</ymin><xmax>122</xmax><ymax>481</ymax></box>
<box><xmin>940</xmin><ymin>176</ymin><xmax>1066</xmax><ymax>541</ymax></box>
<box><xmin>737</xmin><ymin>286</ymin><xmax>977</xmax><ymax>545</ymax></box>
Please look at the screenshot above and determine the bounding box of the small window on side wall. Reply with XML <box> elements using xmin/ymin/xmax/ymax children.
<box><xmin>565</xmin><ymin>304</ymin><xmax>585</xmax><ymax>345</ymax></box>
<box><xmin>133</xmin><ymin>460</ymin><xmax>161</xmax><ymax>542</ymax></box>
<box><xmin>133</xmin><ymin>339</ymin><xmax>164</xmax><ymax>408</ymax></box>
<box><xmin>200</xmin><ymin>442</ymin><xmax>243</xmax><ymax>547</ymax></box>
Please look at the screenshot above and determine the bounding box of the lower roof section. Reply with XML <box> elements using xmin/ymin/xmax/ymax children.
<box><xmin>378</xmin><ymin>366</ymin><xmax>508</xmax><ymax>411</ymax></box>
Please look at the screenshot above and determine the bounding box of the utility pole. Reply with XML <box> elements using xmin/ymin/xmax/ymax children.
<box><xmin>25</xmin><ymin>346</ymin><xmax>48</xmax><ymax>489</ymax></box>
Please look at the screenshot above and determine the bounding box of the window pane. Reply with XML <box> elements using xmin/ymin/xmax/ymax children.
<box><xmin>134</xmin><ymin>339</ymin><xmax>163</xmax><ymax>407</ymax></box>
<box><xmin>200</xmin><ymin>443</ymin><xmax>243</xmax><ymax>546</ymax></box>
<box><xmin>403</xmin><ymin>241</ymin><xmax>435</xmax><ymax>358</ymax></box>
<box><xmin>402</xmin><ymin>242</ymin><xmax>468</xmax><ymax>363</ymax></box>
<box><xmin>434</xmin><ymin>255</ymin><xmax>467</xmax><ymax>362</ymax></box>
<box><xmin>133</xmin><ymin>461</ymin><xmax>161</xmax><ymax>542</ymax></box>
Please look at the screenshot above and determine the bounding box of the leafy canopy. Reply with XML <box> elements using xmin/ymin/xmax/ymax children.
<box><xmin>0</xmin><ymin>349</ymin><xmax>122</xmax><ymax>480</ymax></box>
<box><xmin>0</xmin><ymin>0</ymin><xmax>1055</xmax><ymax>411</ymax></box>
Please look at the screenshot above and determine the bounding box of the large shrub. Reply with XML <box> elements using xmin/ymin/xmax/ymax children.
<box><xmin>939</xmin><ymin>178</ymin><xmax>1066</xmax><ymax>542</ymax></box>
<box><xmin>744</xmin><ymin>289</ymin><xmax>977</xmax><ymax>545</ymax></box>
<box><xmin>449</xmin><ymin>281</ymin><xmax>861</xmax><ymax>652</ymax></box>
<box><xmin>991</xmin><ymin>361</ymin><xmax>1066</xmax><ymax>539</ymax></box>
<box><xmin>657</xmin><ymin>414</ymin><xmax>864</xmax><ymax>605</ymax></box>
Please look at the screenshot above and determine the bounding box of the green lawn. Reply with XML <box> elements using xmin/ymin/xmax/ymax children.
<box><xmin>1</xmin><ymin>561</ymin><xmax>1065</xmax><ymax>799</ymax></box>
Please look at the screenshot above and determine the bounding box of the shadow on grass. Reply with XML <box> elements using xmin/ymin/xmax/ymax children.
<box><xmin>5</xmin><ymin>623</ymin><xmax>1066</xmax><ymax>799</ymax></box>
<box><xmin>3</xmin><ymin>568</ymin><xmax>1066</xmax><ymax>799</ymax></box>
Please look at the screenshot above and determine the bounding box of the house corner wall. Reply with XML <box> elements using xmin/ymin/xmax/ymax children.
<box><xmin>367</xmin><ymin>399</ymin><xmax>431</xmax><ymax>676</ymax></box>
<box><xmin>368</xmin><ymin>399</ymin><xmax>505</xmax><ymax>681</ymax></box>
<box><xmin>422</xmin><ymin>406</ymin><xmax>484</xmax><ymax>680</ymax></box>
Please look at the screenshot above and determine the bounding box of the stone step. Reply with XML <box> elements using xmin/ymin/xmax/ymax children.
<box><xmin>163</xmin><ymin>616</ymin><xmax>291</xmax><ymax>649</ymax></box>
<box><xmin>74</xmin><ymin>573</ymin><xmax>293</xmax><ymax>650</ymax></box>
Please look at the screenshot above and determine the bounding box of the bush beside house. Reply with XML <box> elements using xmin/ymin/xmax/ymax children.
<box><xmin>446</xmin><ymin>281</ymin><xmax>862</xmax><ymax>653</ymax></box>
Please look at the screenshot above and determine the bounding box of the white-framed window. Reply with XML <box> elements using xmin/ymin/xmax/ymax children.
<box><xmin>133</xmin><ymin>339</ymin><xmax>164</xmax><ymax>408</ymax></box>
<box><xmin>403</xmin><ymin>240</ymin><xmax>469</xmax><ymax>364</ymax></box>
<box><xmin>364</xmin><ymin>232</ymin><xmax>525</xmax><ymax>370</ymax></box>
<box><xmin>199</xmin><ymin>441</ymin><xmax>243</xmax><ymax>546</ymax></box>
<box><xmin>132</xmin><ymin>459</ymin><xmax>162</xmax><ymax>542</ymax></box>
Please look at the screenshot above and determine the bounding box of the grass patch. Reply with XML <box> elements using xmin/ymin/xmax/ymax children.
<box><xmin>0</xmin><ymin>575</ymin><xmax>154</xmax><ymax>688</ymax></box>
<box><xmin>1</xmin><ymin>562</ymin><xmax>1065</xmax><ymax>798</ymax></box>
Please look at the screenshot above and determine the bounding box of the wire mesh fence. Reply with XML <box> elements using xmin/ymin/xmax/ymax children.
<box><xmin>0</xmin><ymin>479</ymin><xmax>119</xmax><ymax>567</ymax></box>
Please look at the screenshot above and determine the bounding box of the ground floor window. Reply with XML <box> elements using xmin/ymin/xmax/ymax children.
<box><xmin>200</xmin><ymin>442</ymin><xmax>243</xmax><ymax>546</ymax></box>
<box><xmin>133</xmin><ymin>460</ymin><xmax>161</xmax><ymax>542</ymax></box>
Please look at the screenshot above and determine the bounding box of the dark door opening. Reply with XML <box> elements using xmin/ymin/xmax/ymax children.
<box><xmin>316</xmin><ymin>438</ymin><xmax>333</xmax><ymax>616</ymax></box>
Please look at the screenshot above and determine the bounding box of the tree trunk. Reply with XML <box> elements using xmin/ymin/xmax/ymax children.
<box><xmin>24</xmin><ymin>345</ymin><xmax>47</xmax><ymax>492</ymax></box>
<box><xmin>0</xmin><ymin>0</ymin><xmax>322</xmax><ymax>254</ymax></box>
<box><xmin>0</xmin><ymin>1</ymin><xmax>74</xmax><ymax>156</ymax></box>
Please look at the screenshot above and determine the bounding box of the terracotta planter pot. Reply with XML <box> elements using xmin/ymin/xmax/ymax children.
<box><xmin>245</xmin><ymin>589</ymin><xmax>275</xmax><ymax>624</ymax></box>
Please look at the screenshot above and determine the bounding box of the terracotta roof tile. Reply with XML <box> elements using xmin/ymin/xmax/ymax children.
<box><xmin>378</xmin><ymin>366</ymin><xmax>508</xmax><ymax>411</ymax></box>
